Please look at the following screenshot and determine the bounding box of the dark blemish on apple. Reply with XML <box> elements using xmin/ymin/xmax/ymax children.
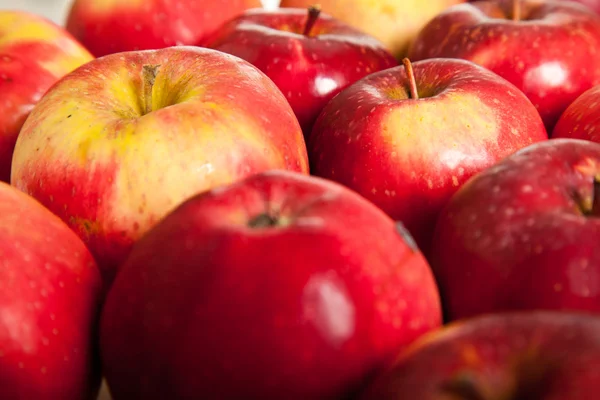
<box><xmin>67</xmin><ymin>115</ymin><xmax>72</xmax><ymax>119</ymax></box>
<box><xmin>395</xmin><ymin>221</ymin><xmax>419</xmax><ymax>252</ymax></box>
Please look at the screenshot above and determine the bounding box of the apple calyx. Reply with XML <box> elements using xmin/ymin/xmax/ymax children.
<box><xmin>402</xmin><ymin>58</ymin><xmax>419</xmax><ymax>100</ymax></box>
<box><xmin>303</xmin><ymin>5</ymin><xmax>321</xmax><ymax>37</ymax></box>
<box><xmin>512</xmin><ymin>0</ymin><xmax>521</xmax><ymax>22</ymax></box>
<box><xmin>248</xmin><ymin>213</ymin><xmax>281</xmax><ymax>228</ymax></box>
<box><xmin>440</xmin><ymin>376</ymin><xmax>487</xmax><ymax>400</ymax></box>
<box><xmin>141</xmin><ymin>64</ymin><xmax>161</xmax><ymax>115</ymax></box>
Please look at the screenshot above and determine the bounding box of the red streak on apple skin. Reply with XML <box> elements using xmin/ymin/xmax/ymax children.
<box><xmin>0</xmin><ymin>182</ymin><xmax>102</xmax><ymax>399</ymax></box>
<box><xmin>431</xmin><ymin>139</ymin><xmax>600</xmax><ymax>321</ymax></box>
<box><xmin>66</xmin><ymin>0</ymin><xmax>261</xmax><ymax>57</ymax></box>
<box><xmin>100</xmin><ymin>170</ymin><xmax>442</xmax><ymax>399</ymax></box>
<box><xmin>0</xmin><ymin>41</ymin><xmax>89</xmax><ymax>183</ymax></box>
<box><xmin>553</xmin><ymin>85</ymin><xmax>600</xmax><ymax>141</ymax></box>
<box><xmin>408</xmin><ymin>0</ymin><xmax>600</xmax><ymax>131</ymax></box>
<box><xmin>204</xmin><ymin>8</ymin><xmax>398</xmax><ymax>137</ymax></box>
<box><xmin>15</xmin><ymin>155</ymin><xmax>124</xmax><ymax>285</ymax></box>
<box><xmin>361</xmin><ymin>311</ymin><xmax>600</xmax><ymax>399</ymax></box>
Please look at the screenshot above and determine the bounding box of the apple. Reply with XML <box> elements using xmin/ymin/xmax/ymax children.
<box><xmin>308</xmin><ymin>57</ymin><xmax>547</xmax><ymax>256</ymax></box>
<box><xmin>65</xmin><ymin>0</ymin><xmax>262</xmax><ymax>57</ymax></box>
<box><xmin>11</xmin><ymin>46</ymin><xmax>309</xmax><ymax>286</ymax></box>
<box><xmin>279</xmin><ymin>0</ymin><xmax>465</xmax><ymax>58</ymax></box>
<box><xmin>408</xmin><ymin>0</ymin><xmax>600</xmax><ymax>132</ymax></box>
<box><xmin>360</xmin><ymin>311</ymin><xmax>600</xmax><ymax>399</ymax></box>
<box><xmin>0</xmin><ymin>10</ymin><xmax>93</xmax><ymax>183</ymax></box>
<box><xmin>430</xmin><ymin>138</ymin><xmax>600</xmax><ymax>322</ymax></box>
<box><xmin>99</xmin><ymin>169</ymin><xmax>443</xmax><ymax>399</ymax></box>
<box><xmin>567</xmin><ymin>0</ymin><xmax>600</xmax><ymax>13</ymax></box>
<box><xmin>203</xmin><ymin>6</ymin><xmax>398</xmax><ymax>136</ymax></box>
<box><xmin>553</xmin><ymin>85</ymin><xmax>600</xmax><ymax>141</ymax></box>
<box><xmin>0</xmin><ymin>181</ymin><xmax>102</xmax><ymax>399</ymax></box>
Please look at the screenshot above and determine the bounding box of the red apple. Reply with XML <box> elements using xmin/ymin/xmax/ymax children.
<box><xmin>100</xmin><ymin>170</ymin><xmax>442</xmax><ymax>399</ymax></box>
<box><xmin>65</xmin><ymin>0</ymin><xmax>262</xmax><ymax>57</ymax></box>
<box><xmin>11</xmin><ymin>46</ymin><xmax>309</xmax><ymax>286</ymax></box>
<box><xmin>308</xmin><ymin>57</ymin><xmax>547</xmax><ymax>256</ymax></box>
<box><xmin>204</xmin><ymin>7</ymin><xmax>398</xmax><ymax>136</ymax></box>
<box><xmin>408</xmin><ymin>0</ymin><xmax>600</xmax><ymax>132</ymax></box>
<box><xmin>553</xmin><ymin>85</ymin><xmax>600</xmax><ymax>141</ymax></box>
<box><xmin>430</xmin><ymin>138</ymin><xmax>600</xmax><ymax>321</ymax></box>
<box><xmin>360</xmin><ymin>311</ymin><xmax>600</xmax><ymax>399</ymax></box>
<box><xmin>0</xmin><ymin>181</ymin><xmax>102</xmax><ymax>399</ymax></box>
<box><xmin>0</xmin><ymin>10</ymin><xmax>93</xmax><ymax>183</ymax></box>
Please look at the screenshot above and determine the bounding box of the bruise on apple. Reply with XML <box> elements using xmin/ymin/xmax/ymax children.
<box><xmin>360</xmin><ymin>311</ymin><xmax>600</xmax><ymax>400</ymax></box>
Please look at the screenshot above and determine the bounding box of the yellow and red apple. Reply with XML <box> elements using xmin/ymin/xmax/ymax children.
<box><xmin>11</xmin><ymin>46</ymin><xmax>309</xmax><ymax>285</ymax></box>
<box><xmin>279</xmin><ymin>0</ymin><xmax>465</xmax><ymax>57</ymax></box>
<box><xmin>0</xmin><ymin>10</ymin><xmax>93</xmax><ymax>183</ymax></box>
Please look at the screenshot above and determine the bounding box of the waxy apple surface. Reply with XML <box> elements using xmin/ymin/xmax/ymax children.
<box><xmin>100</xmin><ymin>170</ymin><xmax>442</xmax><ymax>400</ymax></box>
<box><xmin>308</xmin><ymin>58</ymin><xmax>547</xmax><ymax>255</ymax></box>
<box><xmin>0</xmin><ymin>182</ymin><xmax>102</xmax><ymax>399</ymax></box>
<box><xmin>408</xmin><ymin>0</ymin><xmax>600</xmax><ymax>131</ymax></box>
<box><xmin>65</xmin><ymin>0</ymin><xmax>261</xmax><ymax>57</ymax></box>
<box><xmin>205</xmin><ymin>7</ymin><xmax>398</xmax><ymax>136</ymax></box>
<box><xmin>11</xmin><ymin>46</ymin><xmax>309</xmax><ymax>285</ymax></box>
<box><xmin>553</xmin><ymin>85</ymin><xmax>600</xmax><ymax>141</ymax></box>
<box><xmin>361</xmin><ymin>311</ymin><xmax>600</xmax><ymax>399</ymax></box>
<box><xmin>0</xmin><ymin>10</ymin><xmax>93</xmax><ymax>183</ymax></box>
<box><xmin>431</xmin><ymin>139</ymin><xmax>600</xmax><ymax>321</ymax></box>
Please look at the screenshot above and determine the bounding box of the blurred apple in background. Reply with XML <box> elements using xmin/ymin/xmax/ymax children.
<box><xmin>279</xmin><ymin>0</ymin><xmax>465</xmax><ymax>58</ymax></box>
<box><xmin>361</xmin><ymin>311</ymin><xmax>600</xmax><ymax>399</ymax></box>
<box><xmin>11</xmin><ymin>46</ymin><xmax>309</xmax><ymax>287</ymax></box>
<box><xmin>64</xmin><ymin>0</ymin><xmax>262</xmax><ymax>57</ymax></box>
<box><xmin>431</xmin><ymin>138</ymin><xmax>600</xmax><ymax>321</ymax></box>
<box><xmin>0</xmin><ymin>10</ymin><xmax>93</xmax><ymax>183</ymax></box>
<box><xmin>100</xmin><ymin>170</ymin><xmax>442</xmax><ymax>399</ymax></box>
<box><xmin>308</xmin><ymin>58</ymin><xmax>547</xmax><ymax>256</ymax></box>
<box><xmin>553</xmin><ymin>85</ymin><xmax>600</xmax><ymax>141</ymax></box>
<box><xmin>204</xmin><ymin>6</ymin><xmax>398</xmax><ymax>136</ymax></box>
<box><xmin>408</xmin><ymin>0</ymin><xmax>600</xmax><ymax>132</ymax></box>
<box><xmin>0</xmin><ymin>181</ymin><xmax>102</xmax><ymax>399</ymax></box>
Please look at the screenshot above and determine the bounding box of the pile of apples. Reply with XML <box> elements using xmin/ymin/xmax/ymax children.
<box><xmin>5</xmin><ymin>0</ymin><xmax>600</xmax><ymax>398</ymax></box>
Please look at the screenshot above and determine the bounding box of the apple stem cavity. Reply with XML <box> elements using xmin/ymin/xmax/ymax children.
<box><xmin>142</xmin><ymin>64</ymin><xmax>161</xmax><ymax>115</ymax></box>
<box><xmin>402</xmin><ymin>58</ymin><xmax>419</xmax><ymax>100</ymax></box>
<box><xmin>303</xmin><ymin>5</ymin><xmax>321</xmax><ymax>37</ymax></box>
<box><xmin>512</xmin><ymin>0</ymin><xmax>521</xmax><ymax>22</ymax></box>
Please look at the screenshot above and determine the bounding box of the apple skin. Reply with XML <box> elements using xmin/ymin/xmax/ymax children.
<box><xmin>99</xmin><ymin>170</ymin><xmax>442</xmax><ymax>400</ymax></box>
<box><xmin>279</xmin><ymin>0</ymin><xmax>465</xmax><ymax>58</ymax></box>
<box><xmin>11</xmin><ymin>46</ymin><xmax>309</xmax><ymax>286</ymax></box>
<box><xmin>65</xmin><ymin>0</ymin><xmax>261</xmax><ymax>57</ymax></box>
<box><xmin>0</xmin><ymin>10</ymin><xmax>93</xmax><ymax>183</ymax></box>
<box><xmin>408</xmin><ymin>0</ymin><xmax>600</xmax><ymax>132</ymax></box>
<box><xmin>360</xmin><ymin>311</ymin><xmax>600</xmax><ymax>399</ymax></box>
<box><xmin>204</xmin><ymin>7</ymin><xmax>398</xmax><ymax>136</ymax></box>
<box><xmin>553</xmin><ymin>85</ymin><xmax>600</xmax><ymax>141</ymax></box>
<box><xmin>430</xmin><ymin>138</ymin><xmax>600</xmax><ymax>322</ymax></box>
<box><xmin>0</xmin><ymin>181</ymin><xmax>102</xmax><ymax>399</ymax></box>
<box><xmin>308</xmin><ymin>58</ymin><xmax>547</xmax><ymax>256</ymax></box>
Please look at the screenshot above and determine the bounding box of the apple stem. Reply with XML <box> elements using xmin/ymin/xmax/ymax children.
<box><xmin>303</xmin><ymin>5</ymin><xmax>321</xmax><ymax>36</ymax></box>
<box><xmin>512</xmin><ymin>0</ymin><xmax>521</xmax><ymax>21</ymax></box>
<box><xmin>402</xmin><ymin>58</ymin><xmax>419</xmax><ymax>100</ymax></box>
<box><xmin>142</xmin><ymin>64</ymin><xmax>161</xmax><ymax>115</ymax></box>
